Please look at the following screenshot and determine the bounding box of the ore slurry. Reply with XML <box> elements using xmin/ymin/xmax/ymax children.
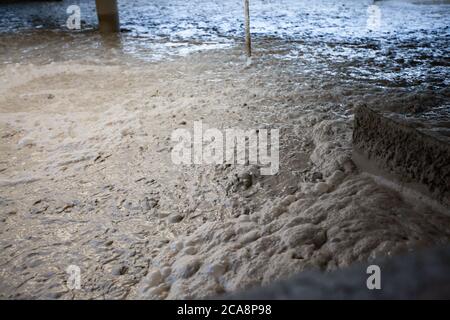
<box><xmin>0</xmin><ymin>0</ymin><xmax>449</xmax><ymax>87</ymax></box>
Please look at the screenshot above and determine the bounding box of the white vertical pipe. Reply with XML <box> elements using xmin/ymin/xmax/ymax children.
<box><xmin>244</xmin><ymin>0</ymin><xmax>252</xmax><ymax>58</ymax></box>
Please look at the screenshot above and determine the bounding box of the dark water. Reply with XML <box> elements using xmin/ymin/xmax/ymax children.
<box><xmin>0</xmin><ymin>0</ymin><xmax>449</xmax><ymax>116</ymax></box>
<box><xmin>1</xmin><ymin>1</ymin><xmax>449</xmax><ymax>39</ymax></box>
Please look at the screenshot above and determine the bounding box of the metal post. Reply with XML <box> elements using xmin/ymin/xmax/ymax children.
<box><xmin>244</xmin><ymin>0</ymin><xmax>252</xmax><ymax>58</ymax></box>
